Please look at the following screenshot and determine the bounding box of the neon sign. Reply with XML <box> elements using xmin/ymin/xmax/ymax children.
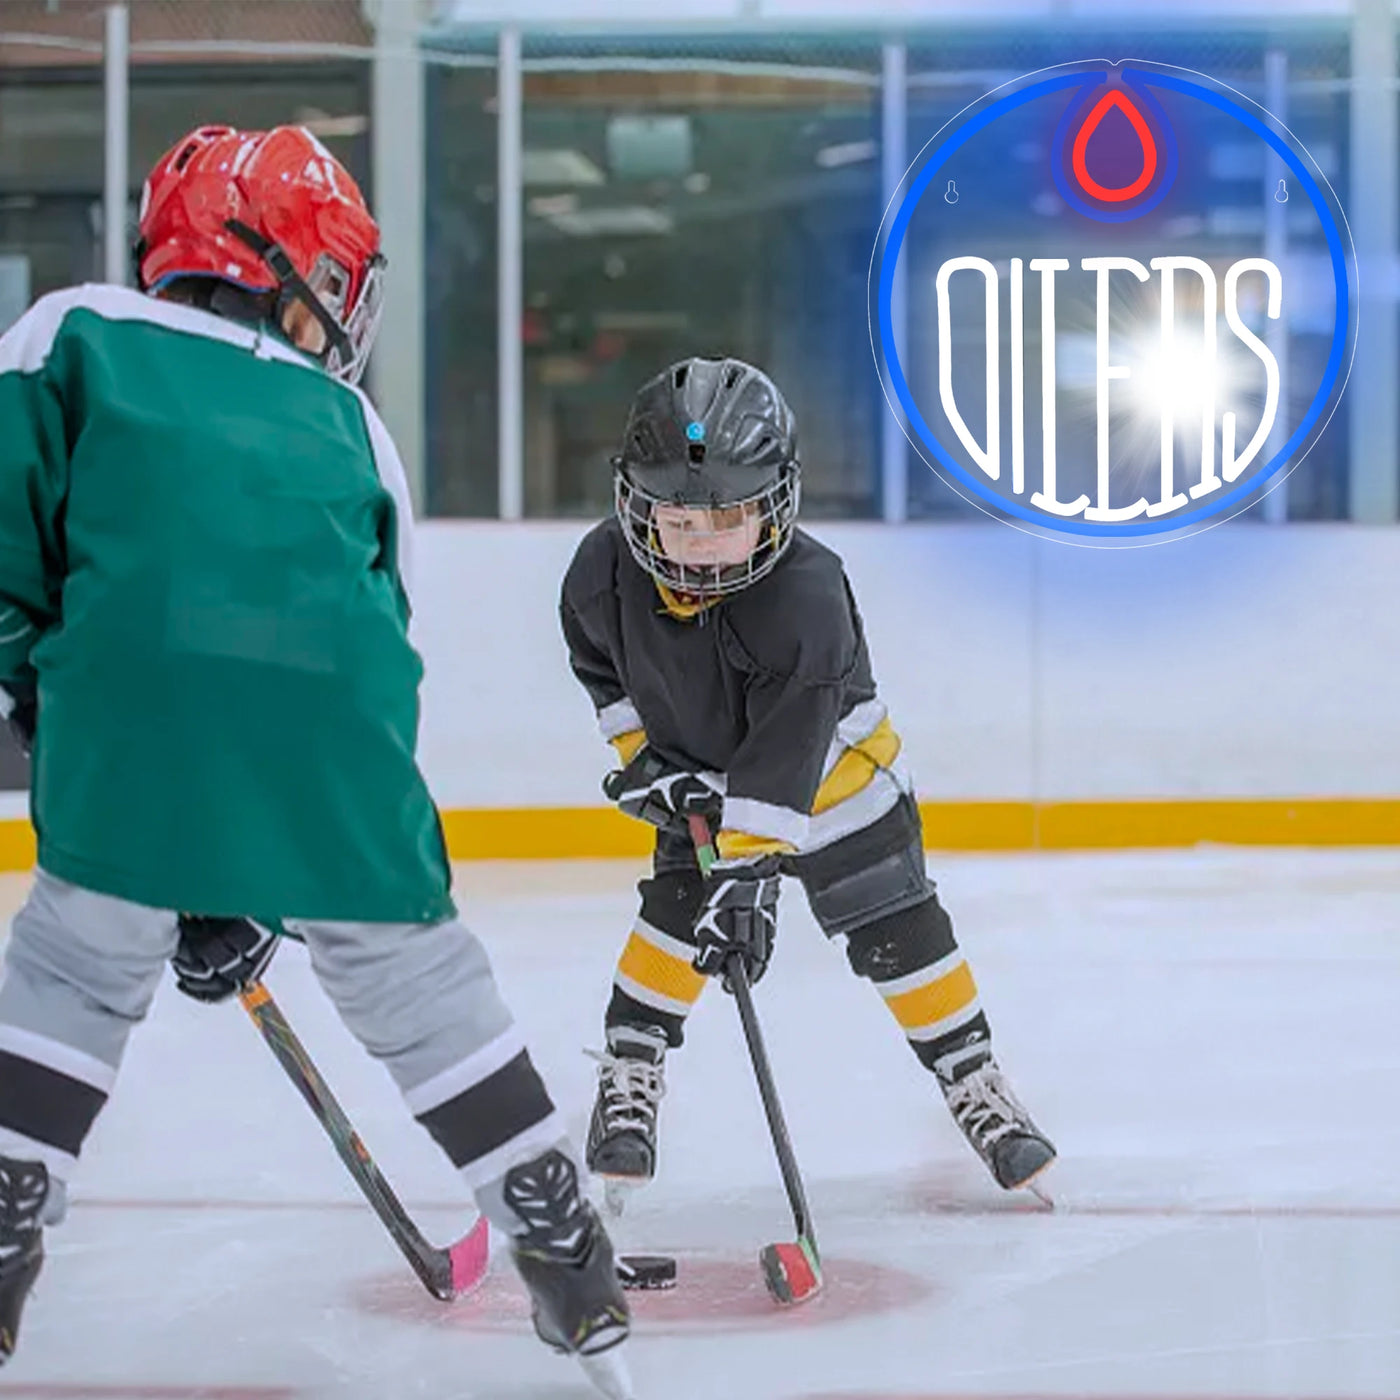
<box><xmin>871</xmin><ymin>61</ymin><xmax>1357</xmax><ymax>543</ymax></box>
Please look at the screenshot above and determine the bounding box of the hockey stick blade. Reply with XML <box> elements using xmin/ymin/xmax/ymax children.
<box><xmin>446</xmin><ymin>1215</ymin><xmax>491</xmax><ymax>1296</ymax></box>
<box><xmin>760</xmin><ymin>1236</ymin><xmax>823</xmax><ymax>1306</ymax></box>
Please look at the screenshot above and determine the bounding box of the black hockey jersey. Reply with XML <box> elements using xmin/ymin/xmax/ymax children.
<box><xmin>560</xmin><ymin>518</ymin><xmax>886</xmax><ymax>852</ymax></box>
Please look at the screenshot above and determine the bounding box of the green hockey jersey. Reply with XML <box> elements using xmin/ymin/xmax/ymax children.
<box><xmin>0</xmin><ymin>284</ymin><xmax>453</xmax><ymax>923</ymax></box>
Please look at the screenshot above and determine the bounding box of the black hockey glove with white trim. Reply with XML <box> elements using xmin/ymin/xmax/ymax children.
<box><xmin>172</xmin><ymin>915</ymin><xmax>278</xmax><ymax>1003</ymax></box>
<box><xmin>691</xmin><ymin>855</ymin><xmax>782</xmax><ymax>991</ymax></box>
<box><xmin>603</xmin><ymin>746</ymin><xmax>721</xmax><ymax>833</ymax></box>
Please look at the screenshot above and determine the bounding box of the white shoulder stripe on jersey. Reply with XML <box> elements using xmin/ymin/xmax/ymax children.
<box><xmin>0</xmin><ymin>282</ymin><xmax>416</xmax><ymax>600</ymax></box>
<box><xmin>0</xmin><ymin>282</ymin><xmax>320</xmax><ymax>379</ymax></box>
<box><xmin>0</xmin><ymin>286</ymin><xmax>88</xmax><ymax>376</ymax></box>
<box><xmin>352</xmin><ymin>388</ymin><xmax>417</xmax><ymax>603</ymax></box>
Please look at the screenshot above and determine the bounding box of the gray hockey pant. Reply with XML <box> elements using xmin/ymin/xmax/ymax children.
<box><xmin>0</xmin><ymin>868</ymin><xmax>567</xmax><ymax>1233</ymax></box>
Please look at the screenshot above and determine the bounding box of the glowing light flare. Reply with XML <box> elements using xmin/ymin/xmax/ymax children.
<box><xmin>1127</xmin><ymin>335</ymin><xmax>1235</xmax><ymax>438</ymax></box>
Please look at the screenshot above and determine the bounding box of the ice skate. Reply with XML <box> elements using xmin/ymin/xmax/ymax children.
<box><xmin>0</xmin><ymin>1157</ymin><xmax>49</xmax><ymax>1362</ymax></box>
<box><xmin>936</xmin><ymin>1049</ymin><xmax>1056</xmax><ymax>1197</ymax></box>
<box><xmin>585</xmin><ymin>1025</ymin><xmax>667</xmax><ymax>1215</ymax></box>
<box><xmin>503</xmin><ymin>1148</ymin><xmax>631</xmax><ymax>1386</ymax></box>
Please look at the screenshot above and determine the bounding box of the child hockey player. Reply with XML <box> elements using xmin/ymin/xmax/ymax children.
<box><xmin>561</xmin><ymin>356</ymin><xmax>1055</xmax><ymax>1205</ymax></box>
<box><xmin>0</xmin><ymin>125</ymin><xmax>629</xmax><ymax>1393</ymax></box>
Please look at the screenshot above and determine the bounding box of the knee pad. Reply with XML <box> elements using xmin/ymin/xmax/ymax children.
<box><xmin>637</xmin><ymin>866</ymin><xmax>705</xmax><ymax>945</ymax></box>
<box><xmin>788</xmin><ymin>795</ymin><xmax>932</xmax><ymax>939</ymax></box>
<box><xmin>843</xmin><ymin>894</ymin><xmax>957</xmax><ymax>982</ymax></box>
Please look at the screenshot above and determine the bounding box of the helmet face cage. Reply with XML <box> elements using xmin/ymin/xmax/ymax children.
<box><xmin>615</xmin><ymin>465</ymin><xmax>801</xmax><ymax>600</ymax></box>
<box><xmin>316</xmin><ymin>251</ymin><xmax>384</xmax><ymax>385</ymax></box>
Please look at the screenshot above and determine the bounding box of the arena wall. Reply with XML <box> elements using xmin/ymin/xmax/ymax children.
<box><xmin>409</xmin><ymin>520</ymin><xmax>1400</xmax><ymax>855</ymax></box>
<box><xmin>0</xmin><ymin>519</ymin><xmax>1390</xmax><ymax>864</ymax></box>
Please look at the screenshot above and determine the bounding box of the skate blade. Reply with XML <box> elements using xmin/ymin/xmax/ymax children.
<box><xmin>1019</xmin><ymin>1159</ymin><xmax>1056</xmax><ymax>1209</ymax></box>
<box><xmin>600</xmin><ymin>1177</ymin><xmax>639</xmax><ymax>1219</ymax></box>
<box><xmin>578</xmin><ymin>1345</ymin><xmax>636</xmax><ymax>1400</ymax></box>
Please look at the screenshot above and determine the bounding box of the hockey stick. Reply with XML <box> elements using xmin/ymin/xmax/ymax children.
<box><xmin>237</xmin><ymin>979</ymin><xmax>489</xmax><ymax>1301</ymax></box>
<box><xmin>687</xmin><ymin>812</ymin><xmax>823</xmax><ymax>1306</ymax></box>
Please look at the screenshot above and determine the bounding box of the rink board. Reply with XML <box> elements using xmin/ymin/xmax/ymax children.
<box><xmin>0</xmin><ymin>796</ymin><xmax>1398</xmax><ymax>872</ymax></box>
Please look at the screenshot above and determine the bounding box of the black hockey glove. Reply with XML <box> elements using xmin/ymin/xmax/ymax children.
<box><xmin>603</xmin><ymin>746</ymin><xmax>721</xmax><ymax>833</ymax></box>
<box><xmin>0</xmin><ymin>677</ymin><xmax>36</xmax><ymax>758</ymax></box>
<box><xmin>172</xmin><ymin>915</ymin><xmax>278</xmax><ymax>1003</ymax></box>
<box><xmin>691</xmin><ymin>855</ymin><xmax>782</xmax><ymax>992</ymax></box>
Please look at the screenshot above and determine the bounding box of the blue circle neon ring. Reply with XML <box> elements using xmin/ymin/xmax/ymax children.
<box><xmin>873</xmin><ymin>64</ymin><xmax>1356</xmax><ymax>541</ymax></box>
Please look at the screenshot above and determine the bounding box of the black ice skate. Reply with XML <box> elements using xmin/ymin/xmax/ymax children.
<box><xmin>0</xmin><ymin>1157</ymin><xmax>49</xmax><ymax>1362</ymax></box>
<box><xmin>503</xmin><ymin>1149</ymin><xmax>631</xmax><ymax>1360</ymax></box>
<box><xmin>585</xmin><ymin>1025</ymin><xmax>667</xmax><ymax>1197</ymax></box>
<box><xmin>935</xmin><ymin>1048</ymin><xmax>1056</xmax><ymax>1196</ymax></box>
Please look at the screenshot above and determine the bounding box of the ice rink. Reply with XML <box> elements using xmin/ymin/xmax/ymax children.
<box><xmin>0</xmin><ymin>845</ymin><xmax>1397</xmax><ymax>1400</ymax></box>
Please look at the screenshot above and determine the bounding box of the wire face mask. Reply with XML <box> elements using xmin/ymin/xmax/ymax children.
<box><xmin>307</xmin><ymin>250</ymin><xmax>385</xmax><ymax>386</ymax></box>
<box><xmin>615</xmin><ymin>468</ymin><xmax>801</xmax><ymax>600</ymax></box>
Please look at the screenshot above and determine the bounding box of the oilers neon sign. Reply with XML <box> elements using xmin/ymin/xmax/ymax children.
<box><xmin>871</xmin><ymin>60</ymin><xmax>1357</xmax><ymax>542</ymax></box>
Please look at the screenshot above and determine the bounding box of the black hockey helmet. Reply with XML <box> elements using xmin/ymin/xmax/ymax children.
<box><xmin>614</xmin><ymin>357</ymin><xmax>801</xmax><ymax>599</ymax></box>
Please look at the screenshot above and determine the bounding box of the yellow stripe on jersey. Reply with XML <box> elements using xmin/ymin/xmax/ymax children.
<box><xmin>609</xmin><ymin>728</ymin><xmax>648</xmax><ymax>765</ymax></box>
<box><xmin>812</xmin><ymin>717</ymin><xmax>903</xmax><ymax>816</ymax></box>
<box><xmin>715</xmin><ymin>828</ymin><xmax>796</xmax><ymax>861</ymax></box>
<box><xmin>616</xmin><ymin>929</ymin><xmax>707</xmax><ymax>1007</ymax></box>
<box><xmin>881</xmin><ymin>960</ymin><xmax>978</xmax><ymax>1033</ymax></box>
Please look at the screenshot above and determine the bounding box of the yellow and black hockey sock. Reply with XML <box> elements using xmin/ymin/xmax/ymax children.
<box><xmin>844</xmin><ymin>896</ymin><xmax>992</xmax><ymax>1075</ymax></box>
<box><xmin>605</xmin><ymin>866</ymin><xmax>707</xmax><ymax>1048</ymax></box>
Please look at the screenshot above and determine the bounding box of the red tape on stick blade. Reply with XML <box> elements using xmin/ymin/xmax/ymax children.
<box><xmin>760</xmin><ymin>1240</ymin><xmax>822</xmax><ymax>1305</ymax></box>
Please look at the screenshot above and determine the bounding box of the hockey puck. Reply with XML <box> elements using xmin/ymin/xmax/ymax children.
<box><xmin>617</xmin><ymin>1253</ymin><xmax>677</xmax><ymax>1290</ymax></box>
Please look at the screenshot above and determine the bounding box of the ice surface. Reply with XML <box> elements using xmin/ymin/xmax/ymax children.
<box><xmin>1</xmin><ymin>846</ymin><xmax>1398</xmax><ymax>1399</ymax></box>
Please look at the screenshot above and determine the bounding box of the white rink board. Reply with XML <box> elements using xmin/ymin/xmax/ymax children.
<box><xmin>412</xmin><ymin>520</ymin><xmax>1400</xmax><ymax>808</ymax></box>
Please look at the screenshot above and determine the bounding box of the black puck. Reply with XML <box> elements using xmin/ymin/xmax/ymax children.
<box><xmin>617</xmin><ymin>1252</ymin><xmax>677</xmax><ymax>1290</ymax></box>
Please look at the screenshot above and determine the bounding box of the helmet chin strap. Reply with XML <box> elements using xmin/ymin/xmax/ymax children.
<box><xmin>223</xmin><ymin>218</ymin><xmax>352</xmax><ymax>364</ymax></box>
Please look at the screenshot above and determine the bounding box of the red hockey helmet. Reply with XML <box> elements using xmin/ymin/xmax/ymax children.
<box><xmin>135</xmin><ymin>124</ymin><xmax>385</xmax><ymax>384</ymax></box>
